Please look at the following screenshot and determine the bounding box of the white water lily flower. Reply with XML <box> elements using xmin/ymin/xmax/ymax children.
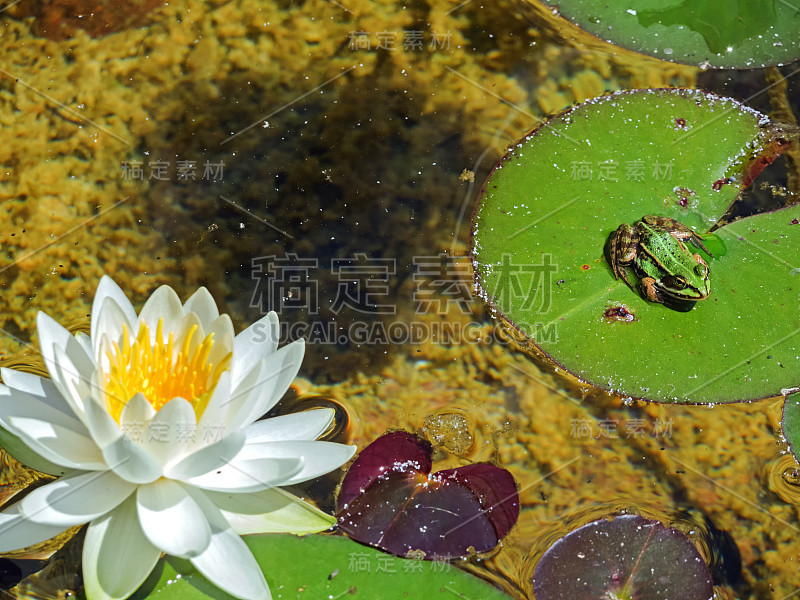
<box><xmin>0</xmin><ymin>276</ymin><xmax>356</xmax><ymax>600</ymax></box>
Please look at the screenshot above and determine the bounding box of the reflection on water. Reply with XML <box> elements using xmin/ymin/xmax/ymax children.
<box><xmin>0</xmin><ymin>0</ymin><xmax>798</xmax><ymax>597</ymax></box>
<box><xmin>270</xmin><ymin>386</ymin><xmax>352</xmax><ymax>445</ymax></box>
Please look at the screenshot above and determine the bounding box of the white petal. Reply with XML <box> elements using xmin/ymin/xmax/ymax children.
<box><xmin>152</xmin><ymin>397</ymin><xmax>196</xmax><ymax>436</ymax></box>
<box><xmin>0</xmin><ymin>505</ymin><xmax>72</xmax><ymax>553</ymax></box>
<box><xmin>92</xmin><ymin>299</ymin><xmax>136</xmax><ymax>366</ymax></box>
<box><xmin>102</xmin><ymin>436</ymin><xmax>162</xmax><ymax>484</ymax></box>
<box><xmin>137</xmin><ymin>285</ymin><xmax>185</xmax><ymax>342</ymax></box>
<box><xmin>91</xmin><ymin>276</ymin><xmax>138</xmax><ymax>341</ymax></box>
<box><xmin>0</xmin><ymin>381</ymin><xmax>88</xmax><ymax>436</ymax></box>
<box><xmin>174</xmin><ymin>312</ymin><xmax>203</xmax><ymax>360</ymax></box>
<box><xmin>5</xmin><ymin>416</ymin><xmax>106</xmax><ymax>470</ymax></box>
<box><xmin>0</xmin><ymin>368</ymin><xmax>73</xmax><ymax>411</ymax></box>
<box><xmin>227</xmin><ymin>340</ymin><xmax>305</xmax><ymax>431</ymax></box>
<box><xmin>205</xmin><ymin>314</ymin><xmax>235</xmax><ymax>367</ymax></box>
<box><xmin>0</xmin><ymin>425</ymin><xmax>73</xmax><ymax>476</ymax></box>
<box><xmin>165</xmin><ymin>430</ymin><xmax>246</xmax><ymax>481</ymax></box>
<box><xmin>36</xmin><ymin>312</ymin><xmax>80</xmax><ymax>407</ymax></box>
<box><xmin>36</xmin><ymin>311</ymin><xmax>72</xmax><ymax>368</ymax></box>
<box><xmin>219</xmin><ymin>360</ymin><xmax>267</xmax><ymax>432</ymax></box>
<box><xmin>196</xmin><ymin>372</ymin><xmax>232</xmax><ymax>441</ymax></box>
<box><xmin>139</xmin><ymin>397</ymin><xmax>196</xmax><ymax>468</ymax></box>
<box><xmin>47</xmin><ymin>344</ymin><xmax>95</xmax><ymax>426</ymax></box>
<box><xmin>119</xmin><ymin>392</ymin><xmax>156</xmax><ymax>431</ymax></box>
<box><xmin>49</xmin><ymin>326</ymin><xmax>98</xmax><ymax>413</ymax></box>
<box><xmin>84</xmin><ymin>395</ymin><xmax>122</xmax><ymax>449</ymax></box>
<box><xmin>75</xmin><ymin>331</ymin><xmax>94</xmax><ymax>358</ymax></box>
<box><xmin>236</xmin><ymin>440</ymin><xmax>355</xmax><ymax>486</ymax></box>
<box><xmin>184</xmin><ymin>455</ymin><xmax>304</xmax><ymax>493</ymax></box>
<box><xmin>207</xmin><ymin>487</ymin><xmax>335</xmax><ymax>535</ymax></box>
<box><xmin>136</xmin><ymin>479</ymin><xmax>211</xmax><ymax>558</ymax></box>
<box><xmin>83</xmin><ymin>494</ymin><xmax>162</xmax><ymax>600</ymax></box>
<box><xmin>182</xmin><ymin>287</ymin><xmax>219</xmax><ymax>328</ymax></box>
<box><xmin>231</xmin><ymin>312</ymin><xmax>279</xmax><ymax>388</ymax></box>
<box><xmin>244</xmin><ymin>409</ymin><xmax>334</xmax><ymax>443</ymax></box>
<box><xmin>0</xmin><ymin>370</ymin><xmax>94</xmax><ymax>470</ymax></box>
<box><xmin>188</xmin><ymin>490</ymin><xmax>271</xmax><ymax>600</ymax></box>
<box><xmin>253</xmin><ymin>339</ymin><xmax>304</xmax><ymax>415</ymax></box>
<box><xmin>20</xmin><ymin>469</ymin><xmax>135</xmax><ymax>526</ymax></box>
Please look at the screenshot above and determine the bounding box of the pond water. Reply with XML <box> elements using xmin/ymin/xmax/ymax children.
<box><xmin>0</xmin><ymin>0</ymin><xmax>799</xmax><ymax>598</ymax></box>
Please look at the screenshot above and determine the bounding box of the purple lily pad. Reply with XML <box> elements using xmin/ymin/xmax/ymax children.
<box><xmin>336</xmin><ymin>431</ymin><xmax>519</xmax><ymax>559</ymax></box>
<box><xmin>533</xmin><ymin>514</ymin><xmax>714</xmax><ymax>600</ymax></box>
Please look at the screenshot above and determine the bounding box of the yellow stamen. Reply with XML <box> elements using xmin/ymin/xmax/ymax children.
<box><xmin>104</xmin><ymin>318</ymin><xmax>231</xmax><ymax>423</ymax></box>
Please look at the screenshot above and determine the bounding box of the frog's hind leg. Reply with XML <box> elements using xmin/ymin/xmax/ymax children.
<box><xmin>686</xmin><ymin>234</ymin><xmax>712</xmax><ymax>257</ymax></box>
<box><xmin>610</xmin><ymin>224</ymin><xmax>637</xmax><ymax>286</ymax></box>
<box><xmin>673</xmin><ymin>228</ymin><xmax>712</xmax><ymax>257</ymax></box>
<box><xmin>694</xmin><ymin>253</ymin><xmax>709</xmax><ymax>269</ymax></box>
<box><xmin>644</xmin><ymin>215</ymin><xmax>713</xmax><ymax>257</ymax></box>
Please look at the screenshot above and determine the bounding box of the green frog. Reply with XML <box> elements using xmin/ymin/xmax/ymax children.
<box><xmin>608</xmin><ymin>215</ymin><xmax>712</xmax><ymax>307</ymax></box>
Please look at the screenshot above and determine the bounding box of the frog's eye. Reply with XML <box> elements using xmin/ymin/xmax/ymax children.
<box><xmin>664</xmin><ymin>275</ymin><xmax>687</xmax><ymax>290</ymax></box>
<box><xmin>694</xmin><ymin>264</ymin><xmax>708</xmax><ymax>276</ymax></box>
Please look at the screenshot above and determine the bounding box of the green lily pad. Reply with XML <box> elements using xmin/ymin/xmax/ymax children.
<box><xmin>782</xmin><ymin>393</ymin><xmax>800</xmax><ymax>462</ymax></box>
<box><xmin>471</xmin><ymin>88</ymin><xmax>800</xmax><ymax>404</ymax></box>
<box><xmin>132</xmin><ymin>533</ymin><xmax>515</xmax><ymax>600</ymax></box>
<box><xmin>540</xmin><ymin>0</ymin><xmax>800</xmax><ymax>68</ymax></box>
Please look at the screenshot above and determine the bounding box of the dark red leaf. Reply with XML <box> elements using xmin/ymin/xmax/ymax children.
<box><xmin>336</xmin><ymin>431</ymin><xmax>519</xmax><ymax>559</ymax></box>
<box><xmin>337</xmin><ymin>430</ymin><xmax>432</xmax><ymax>508</ymax></box>
<box><xmin>435</xmin><ymin>464</ymin><xmax>519</xmax><ymax>541</ymax></box>
<box><xmin>533</xmin><ymin>514</ymin><xmax>713</xmax><ymax>600</ymax></box>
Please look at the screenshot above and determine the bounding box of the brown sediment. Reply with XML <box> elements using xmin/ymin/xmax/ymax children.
<box><xmin>8</xmin><ymin>0</ymin><xmax>165</xmax><ymax>40</ymax></box>
<box><xmin>0</xmin><ymin>0</ymin><xmax>695</xmax><ymax>374</ymax></box>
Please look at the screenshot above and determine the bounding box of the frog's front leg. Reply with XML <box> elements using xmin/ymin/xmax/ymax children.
<box><xmin>638</xmin><ymin>276</ymin><xmax>662</xmax><ymax>303</ymax></box>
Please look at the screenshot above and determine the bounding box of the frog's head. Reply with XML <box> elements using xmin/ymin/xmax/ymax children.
<box><xmin>656</xmin><ymin>261</ymin><xmax>710</xmax><ymax>301</ymax></box>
